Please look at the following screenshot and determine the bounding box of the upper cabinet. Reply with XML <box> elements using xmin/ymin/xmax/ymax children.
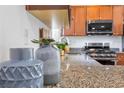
<box><xmin>64</xmin><ymin>6</ymin><xmax>86</xmax><ymax>36</ymax></box>
<box><xmin>113</xmin><ymin>6</ymin><xmax>123</xmax><ymax>36</ymax></box>
<box><xmin>26</xmin><ymin>5</ymin><xmax>70</xmax><ymax>29</ymax></box>
<box><xmin>86</xmin><ymin>6</ymin><xmax>113</xmax><ymax>20</ymax></box>
<box><xmin>64</xmin><ymin>6</ymin><xmax>75</xmax><ymax>36</ymax></box>
<box><xmin>64</xmin><ymin>5</ymin><xmax>124</xmax><ymax>36</ymax></box>
<box><xmin>100</xmin><ymin>6</ymin><xmax>113</xmax><ymax>20</ymax></box>
<box><xmin>86</xmin><ymin>6</ymin><xmax>100</xmax><ymax>20</ymax></box>
<box><xmin>74</xmin><ymin>6</ymin><xmax>86</xmax><ymax>36</ymax></box>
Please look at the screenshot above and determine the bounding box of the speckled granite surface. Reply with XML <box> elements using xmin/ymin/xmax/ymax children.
<box><xmin>46</xmin><ymin>54</ymin><xmax>124</xmax><ymax>88</ymax></box>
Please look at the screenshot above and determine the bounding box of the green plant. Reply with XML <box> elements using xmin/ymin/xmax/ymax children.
<box><xmin>31</xmin><ymin>38</ymin><xmax>55</xmax><ymax>45</ymax></box>
<box><xmin>55</xmin><ymin>43</ymin><xmax>66</xmax><ymax>50</ymax></box>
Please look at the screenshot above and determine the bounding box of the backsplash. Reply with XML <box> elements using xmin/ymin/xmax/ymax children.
<box><xmin>67</xmin><ymin>36</ymin><xmax>122</xmax><ymax>52</ymax></box>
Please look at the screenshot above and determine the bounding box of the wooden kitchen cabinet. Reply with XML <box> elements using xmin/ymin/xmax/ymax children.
<box><xmin>116</xmin><ymin>53</ymin><xmax>124</xmax><ymax>65</ymax></box>
<box><xmin>87</xmin><ymin>6</ymin><xmax>112</xmax><ymax>20</ymax></box>
<box><xmin>74</xmin><ymin>6</ymin><xmax>86</xmax><ymax>36</ymax></box>
<box><xmin>86</xmin><ymin>6</ymin><xmax>100</xmax><ymax>20</ymax></box>
<box><xmin>65</xmin><ymin>5</ymin><xmax>124</xmax><ymax>36</ymax></box>
<box><xmin>64</xmin><ymin>6</ymin><xmax>75</xmax><ymax>36</ymax></box>
<box><xmin>113</xmin><ymin>6</ymin><xmax>123</xmax><ymax>36</ymax></box>
<box><xmin>64</xmin><ymin>6</ymin><xmax>86</xmax><ymax>36</ymax></box>
<box><xmin>100</xmin><ymin>6</ymin><xmax>113</xmax><ymax>20</ymax></box>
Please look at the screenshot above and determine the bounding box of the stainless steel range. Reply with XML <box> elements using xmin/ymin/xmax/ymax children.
<box><xmin>85</xmin><ymin>43</ymin><xmax>116</xmax><ymax>65</ymax></box>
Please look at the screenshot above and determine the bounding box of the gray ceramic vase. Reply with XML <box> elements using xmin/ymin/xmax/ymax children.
<box><xmin>0</xmin><ymin>48</ymin><xmax>44</xmax><ymax>88</ymax></box>
<box><xmin>35</xmin><ymin>45</ymin><xmax>61</xmax><ymax>85</ymax></box>
<box><xmin>10</xmin><ymin>48</ymin><xmax>34</xmax><ymax>61</ymax></box>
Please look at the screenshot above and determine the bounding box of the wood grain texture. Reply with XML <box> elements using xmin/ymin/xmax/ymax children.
<box><xmin>117</xmin><ymin>53</ymin><xmax>124</xmax><ymax>65</ymax></box>
<box><xmin>64</xmin><ymin>6</ymin><xmax>75</xmax><ymax>36</ymax></box>
<box><xmin>113</xmin><ymin>6</ymin><xmax>123</xmax><ymax>36</ymax></box>
<box><xmin>74</xmin><ymin>6</ymin><xmax>86</xmax><ymax>36</ymax></box>
<box><xmin>86</xmin><ymin>6</ymin><xmax>100</xmax><ymax>20</ymax></box>
<box><xmin>100</xmin><ymin>6</ymin><xmax>113</xmax><ymax>20</ymax></box>
<box><xmin>26</xmin><ymin>5</ymin><xmax>69</xmax><ymax>10</ymax></box>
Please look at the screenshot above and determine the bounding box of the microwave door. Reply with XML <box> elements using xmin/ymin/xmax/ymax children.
<box><xmin>87</xmin><ymin>22</ymin><xmax>112</xmax><ymax>35</ymax></box>
<box><xmin>88</xmin><ymin>23</ymin><xmax>112</xmax><ymax>31</ymax></box>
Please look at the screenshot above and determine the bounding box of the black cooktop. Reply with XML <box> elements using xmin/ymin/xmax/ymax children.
<box><xmin>85</xmin><ymin>48</ymin><xmax>116</xmax><ymax>65</ymax></box>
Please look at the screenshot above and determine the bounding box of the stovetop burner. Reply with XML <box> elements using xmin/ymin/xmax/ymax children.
<box><xmin>85</xmin><ymin>46</ymin><xmax>116</xmax><ymax>61</ymax></box>
<box><xmin>84</xmin><ymin>43</ymin><xmax>116</xmax><ymax>65</ymax></box>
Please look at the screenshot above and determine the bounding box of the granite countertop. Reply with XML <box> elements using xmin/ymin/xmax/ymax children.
<box><xmin>46</xmin><ymin>54</ymin><xmax>124</xmax><ymax>88</ymax></box>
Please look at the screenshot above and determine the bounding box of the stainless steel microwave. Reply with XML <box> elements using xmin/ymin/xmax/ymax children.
<box><xmin>87</xmin><ymin>20</ymin><xmax>113</xmax><ymax>35</ymax></box>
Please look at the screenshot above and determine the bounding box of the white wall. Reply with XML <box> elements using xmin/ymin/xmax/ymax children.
<box><xmin>0</xmin><ymin>17</ymin><xmax>4</xmax><ymax>61</ymax></box>
<box><xmin>67</xmin><ymin>36</ymin><xmax>122</xmax><ymax>51</ymax></box>
<box><xmin>0</xmin><ymin>5</ymin><xmax>50</xmax><ymax>62</ymax></box>
<box><xmin>52</xmin><ymin>28</ymin><xmax>61</xmax><ymax>41</ymax></box>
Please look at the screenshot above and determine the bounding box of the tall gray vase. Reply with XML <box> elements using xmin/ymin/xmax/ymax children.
<box><xmin>35</xmin><ymin>45</ymin><xmax>61</xmax><ymax>85</ymax></box>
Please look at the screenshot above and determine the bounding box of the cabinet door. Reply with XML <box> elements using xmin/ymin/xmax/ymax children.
<box><xmin>113</xmin><ymin>6</ymin><xmax>123</xmax><ymax>36</ymax></box>
<box><xmin>86</xmin><ymin>6</ymin><xmax>100</xmax><ymax>20</ymax></box>
<box><xmin>117</xmin><ymin>61</ymin><xmax>124</xmax><ymax>65</ymax></box>
<box><xmin>100</xmin><ymin>6</ymin><xmax>113</xmax><ymax>20</ymax></box>
<box><xmin>64</xmin><ymin>6</ymin><xmax>75</xmax><ymax>36</ymax></box>
<box><xmin>117</xmin><ymin>53</ymin><xmax>124</xmax><ymax>65</ymax></box>
<box><xmin>74</xmin><ymin>6</ymin><xmax>86</xmax><ymax>36</ymax></box>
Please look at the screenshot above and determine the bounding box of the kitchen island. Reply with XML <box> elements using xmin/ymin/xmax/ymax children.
<box><xmin>46</xmin><ymin>54</ymin><xmax>124</xmax><ymax>88</ymax></box>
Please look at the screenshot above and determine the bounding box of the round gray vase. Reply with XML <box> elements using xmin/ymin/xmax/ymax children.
<box><xmin>0</xmin><ymin>48</ymin><xmax>44</xmax><ymax>88</ymax></box>
<box><xmin>35</xmin><ymin>45</ymin><xmax>61</xmax><ymax>85</ymax></box>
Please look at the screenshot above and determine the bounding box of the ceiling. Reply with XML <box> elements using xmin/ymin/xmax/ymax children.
<box><xmin>28</xmin><ymin>7</ymin><xmax>69</xmax><ymax>29</ymax></box>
